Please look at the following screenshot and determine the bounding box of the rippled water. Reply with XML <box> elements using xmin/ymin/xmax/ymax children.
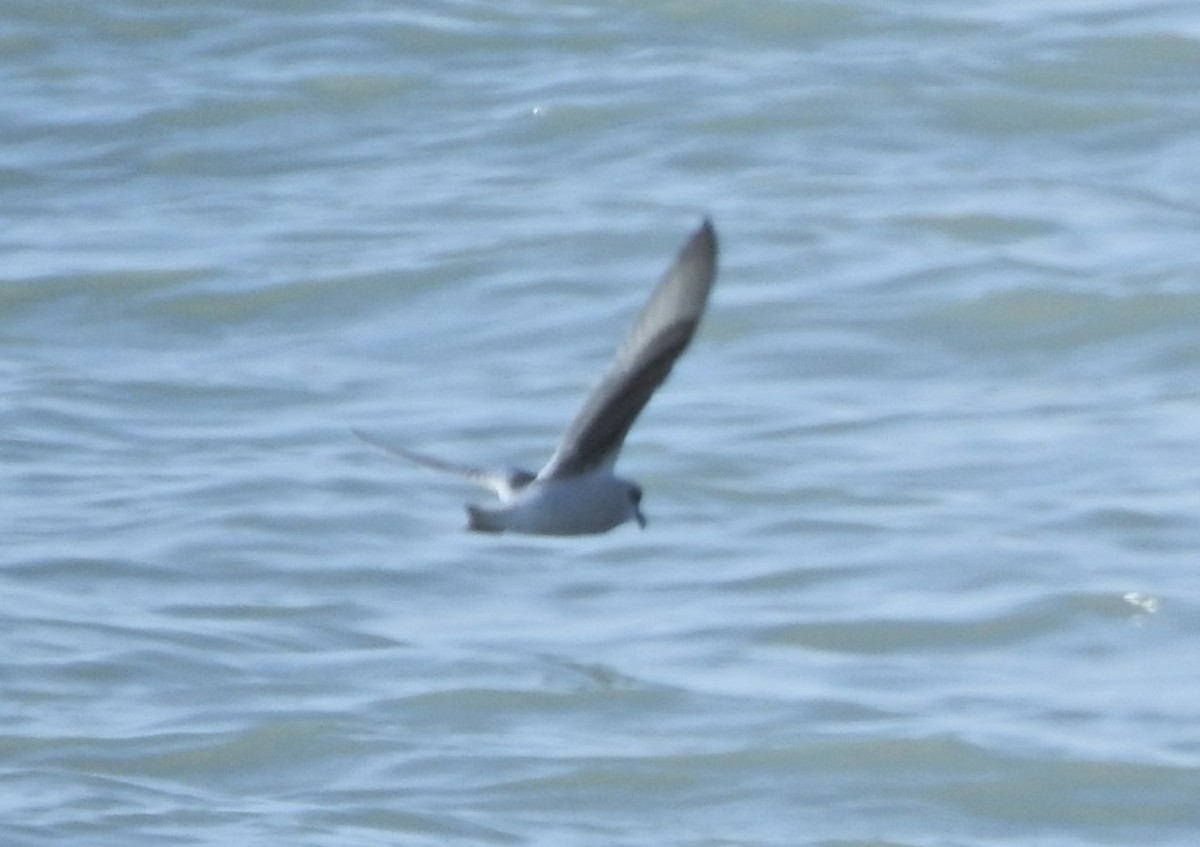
<box><xmin>4</xmin><ymin>1</ymin><xmax>1200</xmax><ymax>845</ymax></box>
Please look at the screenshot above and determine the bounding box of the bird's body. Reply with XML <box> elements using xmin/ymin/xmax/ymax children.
<box><xmin>466</xmin><ymin>470</ymin><xmax>643</xmax><ymax>536</ymax></box>
<box><xmin>356</xmin><ymin>217</ymin><xmax>718</xmax><ymax>536</ymax></box>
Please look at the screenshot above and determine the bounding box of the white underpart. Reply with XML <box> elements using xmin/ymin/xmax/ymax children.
<box><xmin>482</xmin><ymin>471</ymin><xmax>637</xmax><ymax>536</ymax></box>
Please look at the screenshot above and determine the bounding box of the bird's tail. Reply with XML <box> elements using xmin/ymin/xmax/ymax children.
<box><xmin>466</xmin><ymin>505</ymin><xmax>504</xmax><ymax>534</ymax></box>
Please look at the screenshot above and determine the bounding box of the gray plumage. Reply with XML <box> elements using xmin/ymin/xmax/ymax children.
<box><xmin>356</xmin><ymin>217</ymin><xmax>719</xmax><ymax>536</ymax></box>
<box><xmin>539</xmin><ymin>217</ymin><xmax>718</xmax><ymax>481</ymax></box>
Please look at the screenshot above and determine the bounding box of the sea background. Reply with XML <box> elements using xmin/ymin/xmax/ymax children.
<box><xmin>3</xmin><ymin>2</ymin><xmax>1199</xmax><ymax>845</ymax></box>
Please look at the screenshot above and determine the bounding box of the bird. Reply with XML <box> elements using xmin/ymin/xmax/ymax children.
<box><xmin>354</xmin><ymin>217</ymin><xmax>718</xmax><ymax>536</ymax></box>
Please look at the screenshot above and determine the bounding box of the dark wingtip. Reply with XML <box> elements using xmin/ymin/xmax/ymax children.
<box><xmin>689</xmin><ymin>216</ymin><xmax>718</xmax><ymax>267</ymax></box>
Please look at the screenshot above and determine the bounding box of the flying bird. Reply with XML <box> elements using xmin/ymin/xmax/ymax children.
<box><xmin>355</xmin><ymin>217</ymin><xmax>719</xmax><ymax>536</ymax></box>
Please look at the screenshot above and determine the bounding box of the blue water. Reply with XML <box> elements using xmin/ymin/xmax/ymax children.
<box><xmin>4</xmin><ymin>2</ymin><xmax>1199</xmax><ymax>845</ymax></box>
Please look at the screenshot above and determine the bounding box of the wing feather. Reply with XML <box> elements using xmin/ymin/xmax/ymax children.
<box><xmin>353</xmin><ymin>429</ymin><xmax>535</xmax><ymax>498</ymax></box>
<box><xmin>538</xmin><ymin>218</ymin><xmax>718</xmax><ymax>480</ymax></box>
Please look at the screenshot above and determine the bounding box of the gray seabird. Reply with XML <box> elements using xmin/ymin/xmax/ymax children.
<box><xmin>355</xmin><ymin>217</ymin><xmax>719</xmax><ymax>536</ymax></box>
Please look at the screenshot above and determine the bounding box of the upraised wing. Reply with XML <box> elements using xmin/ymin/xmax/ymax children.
<box><xmin>537</xmin><ymin>218</ymin><xmax>718</xmax><ymax>481</ymax></box>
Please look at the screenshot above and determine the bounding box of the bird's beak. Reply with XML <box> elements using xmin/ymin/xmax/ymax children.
<box><xmin>634</xmin><ymin>507</ymin><xmax>647</xmax><ymax>530</ymax></box>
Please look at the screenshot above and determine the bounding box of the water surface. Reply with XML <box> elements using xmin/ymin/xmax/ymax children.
<box><xmin>4</xmin><ymin>2</ymin><xmax>1199</xmax><ymax>845</ymax></box>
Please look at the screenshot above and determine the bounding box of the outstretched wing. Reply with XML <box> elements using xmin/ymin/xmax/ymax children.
<box><xmin>352</xmin><ymin>429</ymin><xmax>535</xmax><ymax>499</ymax></box>
<box><xmin>537</xmin><ymin>218</ymin><xmax>718</xmax><ymax>481</ymax></box>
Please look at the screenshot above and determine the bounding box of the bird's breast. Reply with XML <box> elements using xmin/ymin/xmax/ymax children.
<box><xmin>503</xmin><ymin>473</ymin><xmax>633</xmax><ymax>536</ymax></box>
